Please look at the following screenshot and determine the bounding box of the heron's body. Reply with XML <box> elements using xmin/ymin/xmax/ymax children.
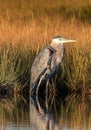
<box><xmin>30</xmin><ymin>36</ymin><xmax>76</xmax><ymax>94</ymax></box>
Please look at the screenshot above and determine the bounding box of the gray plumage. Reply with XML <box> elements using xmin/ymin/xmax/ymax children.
<box><xmin>30</xmin><ymin>36</ymin><xmax>76</xmax><ymax>94</ymax></box>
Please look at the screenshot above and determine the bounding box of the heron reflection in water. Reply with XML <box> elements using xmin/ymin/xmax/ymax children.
<box><xmin>30</xmin><ymin>36</ymin><xmax>76</xmax><ymax>96</ymax></box>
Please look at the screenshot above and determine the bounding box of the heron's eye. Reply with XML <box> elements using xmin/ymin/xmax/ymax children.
<box><xmin>59</xmin><ymin>38</ymin><xmax>62</xmax><ymax>40</ymax></box>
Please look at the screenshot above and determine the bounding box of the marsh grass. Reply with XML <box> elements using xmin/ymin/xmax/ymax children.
<box><xmin>0</xmin><ymin>0</ymin><xmax>91</xmax><ymax>95</ymax></box>
<box><xmin>0</xmin><ymin>18</ymin><xmax>91</xmax><ymax>95</ymax></box>
<box><xmin>0</xmin><ymin>44</ymin><xmax>34</xmax><ymax>90</ymax></box>
<box><xmin>0</xmin><ymin>0</ymin><xmax>91</xmax><ymax>21</ymax></box>
<box><xmin>63</xmin><ymin>46</ymin><xmax>91</xmax><ymax>89</ymax></box>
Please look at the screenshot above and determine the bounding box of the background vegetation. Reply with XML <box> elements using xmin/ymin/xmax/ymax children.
<box><xmin>0</xmin><ymin>0</ymin><xmax>91</xmax><ymax>95</ymax></box>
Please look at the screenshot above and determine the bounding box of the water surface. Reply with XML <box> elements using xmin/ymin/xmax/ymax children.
<box><xmin>0</xmin><ymin>94</ymin><xmax>91</xmax><ymax>130</ymax></box>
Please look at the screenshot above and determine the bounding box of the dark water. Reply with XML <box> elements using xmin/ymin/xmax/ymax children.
<box><xmin>0</xmin><ymin>94</ymin><xmax>91</xmax><ymax>130</ymax></box>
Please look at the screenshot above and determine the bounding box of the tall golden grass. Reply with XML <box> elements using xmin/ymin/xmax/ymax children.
<box><xmin>0</xmin><ymin>17</ymin><xmax>91</xmax><ymax>92</ymax></box>
<box><xmin>0</xmin><ymin>0</ymin><xmax>91</xmax><ymax>95</ymax></box>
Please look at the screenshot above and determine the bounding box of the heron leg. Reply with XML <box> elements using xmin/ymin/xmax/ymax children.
<box><xmin>45</xmin><ymin>79</ymin><xmax>49</xmax><ymax>110</ymax></box>
<box><xmin>36</xmin><ymin>75</ymin><xmax>44</xmax><ymax>97</ymax></box>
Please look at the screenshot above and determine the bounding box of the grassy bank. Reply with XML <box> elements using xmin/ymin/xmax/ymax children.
<box><xmin>0</xmin><ymin>17</ymin><xmax>91</xmax><ymax>95</ymax></box>
<box><xmin>0</xmin><ymin>0</ymin><xmax>91</xmax><ymax>96</ymax></box>
<box><xmin>0</xmin><ymin>0</ymin><xmax>91</xmax><ymax>21</ymax></box>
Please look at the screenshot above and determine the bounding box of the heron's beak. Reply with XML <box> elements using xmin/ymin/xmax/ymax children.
<box><xmin>61</xmin><ymin>38</ymin><xmax>76</xmax><ymax>43</ymax></box>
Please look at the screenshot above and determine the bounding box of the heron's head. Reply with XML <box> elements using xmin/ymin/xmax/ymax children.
<box><xmin>51</xmin><ymin>36</ymin><xmax>76</xmax><ymax>44</ymax></box>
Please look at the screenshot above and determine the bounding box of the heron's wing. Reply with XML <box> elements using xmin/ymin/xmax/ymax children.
<box><xmin>30</xmin><ymin>46</ymin><xmax>56</xmax><ymax>87</ymax></box>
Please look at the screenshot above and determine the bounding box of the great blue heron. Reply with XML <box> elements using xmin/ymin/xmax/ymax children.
<box><xmin>30</xmin><ymin>36</ymin><xmax>76</xmax><ymax>95</ymax></box>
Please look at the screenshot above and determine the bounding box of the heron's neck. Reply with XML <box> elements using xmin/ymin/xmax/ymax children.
<box><xmin>50</xmin><ymin>42</ymin><xmax>64</xmax><ymax>63</ymax></box>
<box><xmin>50</xmin><ymin>42</ymin><xmax>64</xmax><ymax>51</ymax></box>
